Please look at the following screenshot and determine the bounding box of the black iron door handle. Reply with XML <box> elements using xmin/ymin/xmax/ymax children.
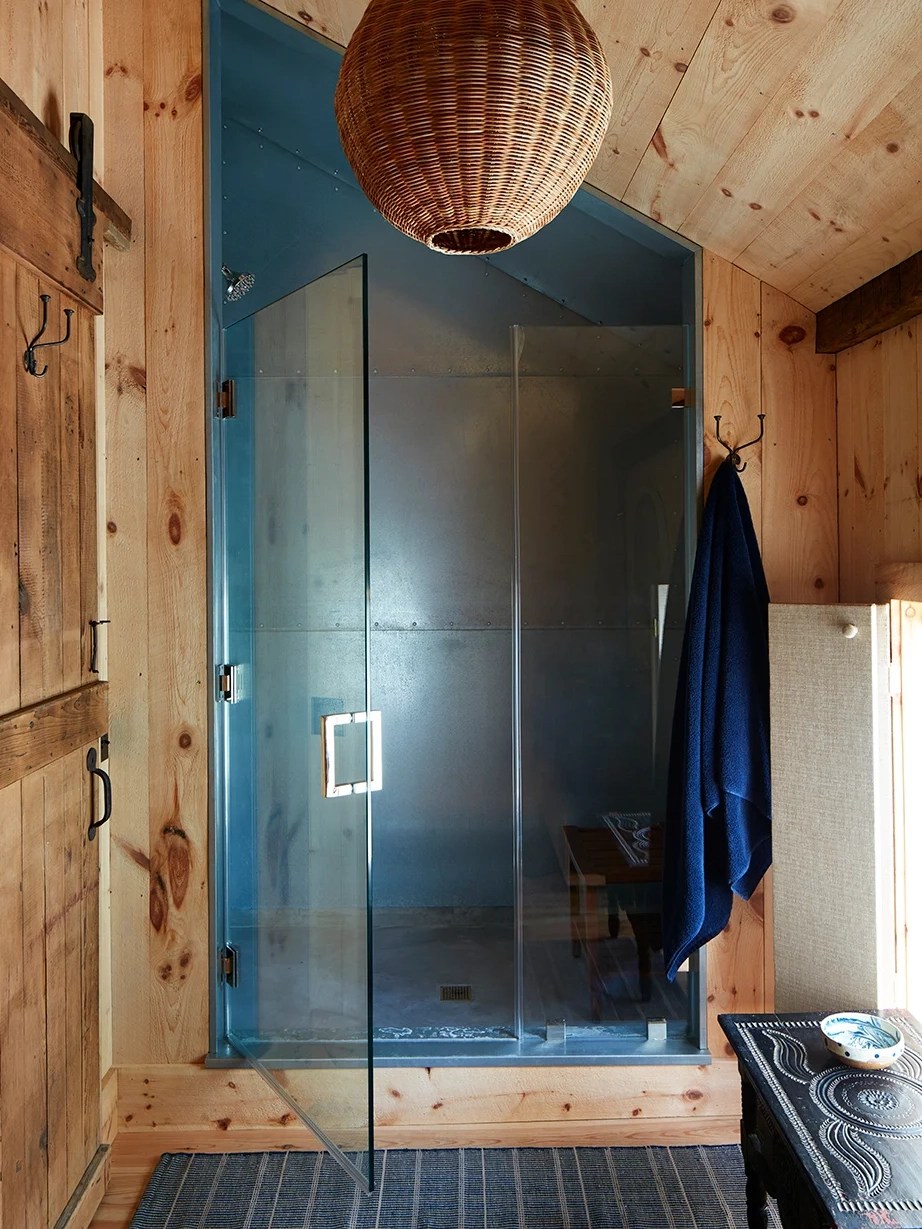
<box><xmin>86</xmin><ymin>745</ymin><xmax>112</xmax><ymax>840</ymax></box>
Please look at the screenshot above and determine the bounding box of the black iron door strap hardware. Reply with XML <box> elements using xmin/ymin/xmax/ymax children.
<box><xmin>24</xmin><ymin>294</ymin><xmax>74</xmax><ymax>377</ymax></box>
<box><xmin>86</xmin><ymin>744</ymin><xmax>112</xmax><ymax>841</ymax></box>
<box><xmin>69</xmin><ymin>112</ymin><xmax>97</xmax><ymax>283</ymax></box>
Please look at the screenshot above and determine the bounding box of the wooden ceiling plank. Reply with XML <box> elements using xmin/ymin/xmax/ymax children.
<box><xmin>733</xmin><ymin>72</ymin><xmax>922</xmax><ymax>297</ymax></box>
<box><xmin>680</xmin><ymin>0</ymin><xmax>922</xmax><ymax>260</ymax></box>
<box><xmin>815</xmin><ymin>250</ymin><xmax>922</xmax><ymax>352</ymax></box>
<box><xmin>621</xmin><ymin>0</ymin><xmax>838</xmax><ymax>231</ymax></box>
<box><xmin>339</xmin><ymin>0</ymin><xmax>369</xmax><ymax>41</ymax></box>
<box><xmin>579</xmin><ymin>0</ymin><xmax>722</xmax><ymax>202</ymax></box>
<box><xmin>259</xmin><ymin>0</ymin><xmax>347</xmax><ymax>46</ymax></box>
<box><xmin>792</xmin><ymin>195</ymin><xmax>922</xmax><ymax>312</ymax></box>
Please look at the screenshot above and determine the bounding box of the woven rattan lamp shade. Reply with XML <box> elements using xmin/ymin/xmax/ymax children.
<box><xmin>334</xmin><ymin>0</ymin><xmax>613</xmax><ymax>255</ymax></box>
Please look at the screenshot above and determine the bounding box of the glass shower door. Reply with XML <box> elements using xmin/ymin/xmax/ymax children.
<box><xmin>219</xmin><ymin>257</ymin><xmax>375</xmax><ymax>1189</ymax></box>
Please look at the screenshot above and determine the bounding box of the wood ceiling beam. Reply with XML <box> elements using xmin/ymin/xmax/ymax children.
<box><xmin>816</xmin><ymin>250</ymin><xmax>922</xmax><ymax>353</ymax></box>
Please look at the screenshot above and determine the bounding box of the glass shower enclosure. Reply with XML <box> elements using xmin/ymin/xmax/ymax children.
<box><xmin>213</xmin><ymin>259</ymin><xmax>701</xmax><ymax>1181</ymax></box>
<box><xmin>217</xmin><ymin>256</ymin><xmax>374</xmax><ymax>1188</ymax></box>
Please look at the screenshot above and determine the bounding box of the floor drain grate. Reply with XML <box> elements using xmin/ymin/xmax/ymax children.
<box><xmin>439</xmin><ymin>984</ymin><xmax>473</xmax><ymax>1002</ymax></box>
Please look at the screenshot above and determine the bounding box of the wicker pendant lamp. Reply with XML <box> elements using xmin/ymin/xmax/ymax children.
<box><xmin>334</xmin><ymin>0</ymin><xmax>613</xmax><ymax>256</ymax></box>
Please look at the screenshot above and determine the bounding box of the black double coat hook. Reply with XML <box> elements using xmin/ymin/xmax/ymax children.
<box><xmin>24</xmin><ymin>293</ymin><xmax>74</xmax><ymax>377</ymax></box>
<box><xmin>714</xmin><ymin>413</ymin><xmax>766</xmax><ymax>473</ymax></box>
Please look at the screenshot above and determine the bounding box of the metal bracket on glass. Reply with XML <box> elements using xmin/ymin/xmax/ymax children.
<box><xmin>320</xmin><ymin>710</ymin><xmax>382</xmax><ymax>799</ymax></box>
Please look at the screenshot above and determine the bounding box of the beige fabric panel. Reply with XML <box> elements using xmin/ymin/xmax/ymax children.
<box><xmin>770</xmin><ymin>604</ymin><xmax>894</xmax><ymax>1013</ymax></box>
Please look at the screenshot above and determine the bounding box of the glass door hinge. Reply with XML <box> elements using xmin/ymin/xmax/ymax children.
<box><xmin>217</xmin><ymin>664</ymin><xmax>239</xmax><ymax>703</ymax></box>
<box><xmin>220</xmin><ymin>943</ymin><xmax>239</xmax><ymax>987</ymax></box>
<box><xmin>216</xmin><ymin>379</ymin><xmax>236</xmax><ymax>418</ymax></box>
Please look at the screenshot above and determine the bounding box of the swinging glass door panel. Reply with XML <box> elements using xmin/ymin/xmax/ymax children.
<box><xmin>220</xmin><ymin>257</ymin><xmax>374</xmax><ymax>1188</ymax></box>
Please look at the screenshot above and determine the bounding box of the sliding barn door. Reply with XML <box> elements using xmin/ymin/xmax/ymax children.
<box><xmin>0</xmin><ymin>82</ymin><xmax>121</xmax><ymax>1228</ymax></box>
<box><xmin>0</xmin><ymin>252</ymin><xmax>109</xmax><ymax>1227</ymax></box>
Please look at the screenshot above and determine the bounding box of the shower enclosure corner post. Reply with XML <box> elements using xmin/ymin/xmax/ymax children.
<box><xmin>204</xmin><ymin>0</ymin><xmax>231</xmax><ymax>1063</ymax></box>
<box><xmin>511</xmin><ymin>324</ymin><xmax>526</xmax><ymax>1044</ymax></box>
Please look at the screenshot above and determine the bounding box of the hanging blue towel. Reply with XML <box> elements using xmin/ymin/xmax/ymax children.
<box><xmin>662</xmin><ymin>458</ymin><xmax>771</xmax><ymax>981</ymax></box>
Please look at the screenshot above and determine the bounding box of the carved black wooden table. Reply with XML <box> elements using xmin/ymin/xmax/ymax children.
<box><xmin>721</xmin><ymin>1012</ymin><xmax>922</xmax><ymax>1229</ymax></box>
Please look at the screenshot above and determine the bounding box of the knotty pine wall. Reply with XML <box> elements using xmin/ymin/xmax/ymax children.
<box><xmin>838</xmin><ymin>319</ymin><xmax>922</xmax><ymax>602</ymax></box>
<box><xmin>2</xmin><ymin>0</ymin><xmax>841</xmax><ymax>1139</ymax></box>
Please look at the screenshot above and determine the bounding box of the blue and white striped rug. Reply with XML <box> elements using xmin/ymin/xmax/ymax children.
<box><xmin>130</xmin><ymin>1146</ymin><xmax>782</xmax><ymax>1227</ymax></box>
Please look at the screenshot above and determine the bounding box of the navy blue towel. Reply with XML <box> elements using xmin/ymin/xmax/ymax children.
<box><xmin>662</xmin><ymin>459</ymin><xmax>771</xmax><ymax>981</ymax></box>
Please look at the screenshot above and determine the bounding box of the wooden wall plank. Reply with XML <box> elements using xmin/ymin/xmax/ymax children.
<box><xmin>701</xmin><ymin>252</ymin><xmax>768</xmax><ymax>1055</ymax></box>
<box><xmin>21</xmin><ymin>770</ymin><xmax>49</xmax><ymax>1226</ymax></box>
<box><xmin>877</xmin><ymin>562</ymin><xmax>922</xmax><ymax>602</ymax></box>
<box><xmin>760</xmin><ymin>286</ymin><xmax>838</xmax><ymax>602</ymax></box>
<box><xmin>143</xmin><ymin>0</ymin><xmax>209</xmax><ymax>1063</ymax></box>
<box><xmin>103</xmin><ymin>0</ymin><xmax>152</xmax><ymax>1070</ymax></box>
<box><xmin>0</xmin><ymin>781</ymin><xmax>25</xmax><ymax>1225</ymax></box>
<box><xmin>838</xmin><ymin>324</ymin><xmax>920</xmax><ymax>603</ymax></box>
<box><xmin>116</xmin><ymin>1061</ymin><xmax>740</xmax><ymax>1131</ymax></box>
<box><xmin>701</xmin><ymin>251</ymin><xmax>762</xmax><ymax>521</ymax></box>
<box><xmin>0</xmin><ymin>681</ymin><xmax>108</xmax><ymax>788</ymax></box>
<box><xmin>623</xmin><ymin>0</ymin><xmax>836</xmax><ymax>234</ymax></box>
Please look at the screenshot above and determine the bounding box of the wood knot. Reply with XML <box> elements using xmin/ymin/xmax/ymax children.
<box><xmin>179</xmin><ymin>730</ymin><xmax>193</xmax><ymax>749</ymax></box>
<box><xmin>684</xmin><ymin>1088</ymin><xmax>703</xmax><ymax>1101</ymax></box>
<box><xmin>887</xmin><ymin>142</ymin><xmax>900</xmax><ymax>153</ymax></box>
<box><xmin>107</xmin><ymin>520</ymin><xmax>117</xmax><ymax>534</ymax></box>
<box><xmin>184</xmin><ymin>73</ymin><xmax>203</xmax><ymax>103</ymax></box>
<box><xmin>815</xmin><ymin>577</ymin><xmax>825</xmax><ymax>589</ymax></box>
<box><xmin>771</xmin><ymin>5</ymin><xmax>795</xmax><ymax>21</ymax></box>
<box><xmin>797</xmin><ymin>494</ymin><xmax>808</xmax><ymax>506</ymax></box>
<box><xmin>778</xmin><ymin>324</ymin><xmax>807</xmax><ymax>346</ymax></box>
<box><xmin>640</xmin><ymin>45</ymin><xmax>651</xmax><ymax>57</ymax></box>
<box><xmin>168</xmin><ymin>511</ymin><xmax>182</xmax><ymax>545</ymax></box>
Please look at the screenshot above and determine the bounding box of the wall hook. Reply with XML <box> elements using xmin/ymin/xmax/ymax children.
<box><xmin>24</xmin><ymin>294</ymin><xmax>74</xmax><ymax>378</ymax></box>
<box><xmin>714</xmin><ymin>413</ymin><xmax>765</xmax><ymax>473</ymax></box>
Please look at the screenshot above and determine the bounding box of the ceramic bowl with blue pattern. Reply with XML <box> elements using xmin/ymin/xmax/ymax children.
<box><xmin>819</xmin><ymin>1012</ymin><xmax>905</xmax><ymax>1070</ymax></box>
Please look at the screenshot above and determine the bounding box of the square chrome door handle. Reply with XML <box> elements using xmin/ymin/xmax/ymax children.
<box><xmin>320</xmin><ymin>710</ymin><xmax>383</xmax><ymax>799</ymax></box>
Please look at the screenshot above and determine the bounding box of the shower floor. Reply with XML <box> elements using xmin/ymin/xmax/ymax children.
<box><xmin>233</xmin><ymin>896</ymin><xmax>689</xmax><ymax>1052</ymax></box>
<box><xmin>374</xmin><ymin>905</ymin><xmax>688</xmax><ymax>1039</ymax></box>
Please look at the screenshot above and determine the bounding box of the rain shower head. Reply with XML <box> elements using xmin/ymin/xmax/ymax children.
<box><xmin>222</xmin><ymin>264</ymin><xmax>255</xmax><ymax>303</ymax></box>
